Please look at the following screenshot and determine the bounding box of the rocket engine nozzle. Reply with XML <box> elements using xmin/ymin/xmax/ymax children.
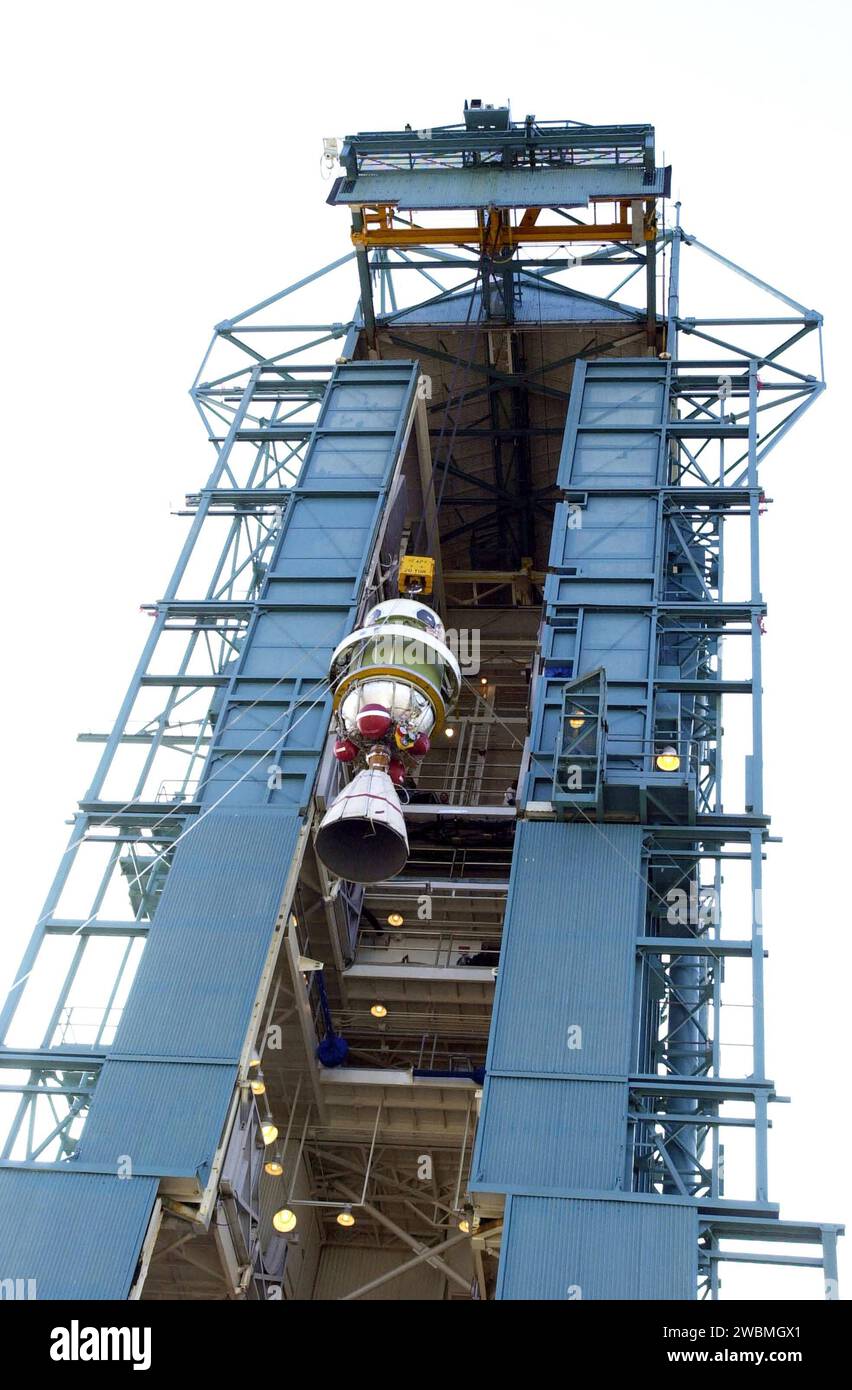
<box><xmin>315</xmin><ymin>767</ymin><xmax>409</xmax><ymax>884</ymax></box>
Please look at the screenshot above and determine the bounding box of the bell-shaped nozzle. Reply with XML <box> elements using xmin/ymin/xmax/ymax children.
<box><xmin>316</xmin><ymin>767</ymin><xmax>409</xmax><ymax>884</ymax></box>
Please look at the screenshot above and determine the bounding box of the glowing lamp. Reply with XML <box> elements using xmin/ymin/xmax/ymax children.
<box><xmin>656</xmin><ymin>746</ymin><xmax>681</xmax><ymax>773</ymax></box>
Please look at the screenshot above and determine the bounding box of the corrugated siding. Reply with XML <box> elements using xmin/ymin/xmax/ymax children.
<box><xmin>78</xmin><ymin>1062</ymin><xmax>235</xmax><ymax>1179</ymax></box>
<box><xmin>0</xmin><ymin>1170</ymin><xmax>157</xmax><ymax>1300</ymax></box>
<box><xmin>0</xmin><ymin>364</ymin><xmax>421</xmax><ymax>1303</ymax></box>
<box><xmin>473</xmin><ymin>1078</ymin><xmax>627</xmax><ymax>1192</ymax></box>
<box><xmin>552</xmin><ymin>495</ymin><xmax>658</xmax><ymax>578</ymax></box>
<box><xmin>497</xmin><ymin>1197</ymin><xmax>697</xmax><ymax>1301</ymax></box>
<box><xmin>112</xmin><ymin>809</ymin><xmax>301</xmax><ymax>1060</ymax></box>
<box><xmin>557</xmin><ymin>359</ymin><xmax>668</xmax><ymax>490</ymax></box>
<box><xmin>487</xmin><ymin>821</ymin><xmax>643</xmax><ymax>1075</ymax></box>
<box><xmin>201</xmin><ymin>362</ymin><xmax>417</xmax><ymax>811</ymax></box>
<box><xmin>312</xmin><ymin>1245</ymin><xmax>447</xmax><ymax>1301</ymax></box>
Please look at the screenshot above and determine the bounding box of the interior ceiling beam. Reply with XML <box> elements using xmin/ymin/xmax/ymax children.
<box><xmin>439</xmin><ymin>501</ymin><xmax>555</xmax><ymax>546</ymax></box>
<box><xmin>306</xmin><ymin>1145</ymin><xmax>459</xmax><ymax>1215</ymax></box>
<box><xmin>386</xmin><ymin>333</ymin><xmax>569</xmax><ymax>405</ymax></box>
<box><xmin>430</xmin><ymin>425</ymin><xmax>562</xmax><ymax>438</ymax></box>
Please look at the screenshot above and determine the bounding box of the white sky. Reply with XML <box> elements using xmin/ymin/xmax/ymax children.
<box><xmin>1</xmin><ymin>0</ymin><xmax>850</xmax><ymax>1300</ymax></box>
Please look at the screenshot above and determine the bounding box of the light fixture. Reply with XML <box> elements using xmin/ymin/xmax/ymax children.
<box><xmin>272</xmin><ymin>1208</ymin><xmax>297</xmax><ymax>1234</ymax></box>
<box><xmin>445</xmin><ymin>727</ymin><xmax>455</xmax><ymax>738</ymax></box>
<box><xmin>387</xmin><ymin>912</ymin><xmax>404</xmax><ymax>928</ymax></box>
<box><xmin>458</xmin><ymin>1202</ymin><xmax>477</xmax><ymax>1235</ymax></box>
<box><xmin>480</xmin><ymin>676</ymin><xmax>488</xmax><ymax>686</ymax></box>
<box><xmin>337</xmin><ymin>1205</ymin><xmax>356</xmax><ymax>1228</ymax></box>
<box><xmin>250</xmin><ymin>1076</ymin><xmax>266</xmax><ymax>1097</ymax></box>
<box><xmin>370</xmin><ymin>1003</ymin><xmax>388</xmax><ymax>1019</ymax></box>
<box><xmin>264</xmin><ymin>1159</ymin><xmax>284</xmax><ymax>1177</ymax></box>
<box><xmin>568</xmin><ymin>710</ymin><xmax>585</xmax><ymax>730</ymax></box>
<box><xmin>249</xmin><ymin>1055</ymin><xmax>261</xmax><ymax>1069</ymax></box>
<box><xmin>656</xmin><ymin>746</ymin><xmax>680</xmax><ymax>773</ymax></box>
<box><xmin>261</xmin><ymin>1122</ymin><xmax>278</xmax><ymax>1146</ymax></box>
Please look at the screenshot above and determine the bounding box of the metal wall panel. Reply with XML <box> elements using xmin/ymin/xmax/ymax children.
<box><xmin>312</xmin><ymin>1244</ymin><xmax>447</xmax><ymax>1301</ymax></box>
<box><xmin>201</xmin><ymin>362</ymin><xmax>418</xmax><ymax>811</ymax></box>
<box><xmin>550</xmin><ymin>496</ymin><xmax>658</xmax><ymax>578</ymax></box>
<box><xmin>487</xmin><ymin>822</ymin><xmax>643</xmax><ymax>1075</ymax></box>
<box><xmin>0</xmin><ymin>1170</ymin><xmax>157</xmax><ymax>1300</ymax></box>
<box><xmin>481</xmin><ymin>357</ymin><xmax>703</xmax><ymax>1300</ymax></box>
<box><xmin>0</xmin><ymin>361</ymin><xmax>423</xmax><ymax>1301</ymax></box>
<box><xmin>497</xmin><ymin>1196</ymin><xmax>698</xmax><ymax>1301</ymax></box>
<box><xmin>578</xmin><ymin>612</ymin><xmax>652</xmax><ymax>683</ymax></box>
<box><xmin>579</xmin><ymin>379</ymin><xmax>665</xmax><ymax>427</ymax></box>
<box><xmin>526</xmin><ymin>363</ymin><xmax>668</xmax><ymax>802</ymax></box>
<box><xmin>78</xmin><ymin>1062</ymin><xmax>236</xmax><ymax>1181</ymax></box>
<box><xmin>557</xmin><ymin>360</ymin><xmax>667</xmax><ymax>490</ymax></box>
<box><xmin>570</xmin><ymin>432</ymin><xmax>660</xmax><ymax>488</ymax></box>
<box><xmin>474</xmin><ymin>1078</ymin><xmax>627</xmax><ymax>1192</ymax></box>
<box><xmin>110</xmin><ymin>809</ymin><xmax>302</xmax><ymax>1060</ymax></box>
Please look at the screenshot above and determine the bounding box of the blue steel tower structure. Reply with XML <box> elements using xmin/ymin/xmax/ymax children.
<box><xmin>0</xmin><ymin>103</ymin><xmax>842</xmax><ymax>1301</ymax></box>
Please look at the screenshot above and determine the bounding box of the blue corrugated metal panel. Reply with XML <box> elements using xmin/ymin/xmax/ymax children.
<box><xmin>0</xmin><ymin>363</ymin><xmax>421</xmax><ymax>1296</ymax></box>
<box><xmin>578</xmin><ymin>611</ymin><xmax>652</xmax><ymax>682</ymax></box>
<box><xmin>557</xmin><ymin>358</ymin><xmax>667</xmax><ymax>491</ymax></box>
<box><xmin>545</xmin><ymin>576</ymin><xmax>654</xmax><ymax>606</ymax></box>
<box><xmin>570</xmin><ymin>432</ymin><xmax>662</xmax><ymax>489</ymax></box>
<box><xmin>111</xmin><ymin>809</ymin><xmax>301</xmax><ymax>1059</ymax></box>
<box><xmin>200</xmin><ymin>361</ymin><xmax>418</xmax><ymax>811</ymax></box>
<box><xmin>548</xmin><ymin>496</ymin><xmax>658</xmax><ymax>579</ymax></box>
<box><xmin>486</xmin><ymin>822</ymin><xmax>643</xmax><ymax>1075</ymax></box>
<box><xmin>474</xmin><ymin>1078</ymin><xmax>626</xmax><ymax>1192</ymax></box>
<box><xmin>0</xmin><ymin>1170</ymin><xmax>157</xmax><ymax>1300</ymax></box>
<box><xmin>268</xmin><ymin>494</ymin><xmax>385</xmax><ymax>578</ymax></box>
<box><xmin>330</xmin><ymin>165</ymin><xmax>669</xmax><ymax>209</ymax></box>
<box><xmin>78</xmin><ymin>1063</ymin><xmax>235</xmax><ymax>1181</ymax></box>
<box><xmin>526</xmin><ymin>361</ymin><xmax>669</xmax><ymax>798</ymax></box>
<box><xmin>578</xmin><ymin>376</ymin><xmax>666</xmax><ymax>427</ymax></box>
<box><xmin>497</xmin><ymin>1196</ymin><xmax>697</xmax><ymax>1300</ymax></box>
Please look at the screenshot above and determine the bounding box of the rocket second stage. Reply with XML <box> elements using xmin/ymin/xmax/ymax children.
<box><xmin>315</xmin><ymin>598</ymin><xmax>460</xmax><ymax>884</ymax></box>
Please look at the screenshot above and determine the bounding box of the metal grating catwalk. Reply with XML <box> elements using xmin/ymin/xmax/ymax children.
<box><xmin>0</xmin><ymin>103</ymin><xmax>842</xmax><ymax>1301</ymax></box>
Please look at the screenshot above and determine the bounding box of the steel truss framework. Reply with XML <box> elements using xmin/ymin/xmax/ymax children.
<box><xmin>0</xmin><ymin>111</ymin><xmax>841</xmax><ymax>1300</ymax></box>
